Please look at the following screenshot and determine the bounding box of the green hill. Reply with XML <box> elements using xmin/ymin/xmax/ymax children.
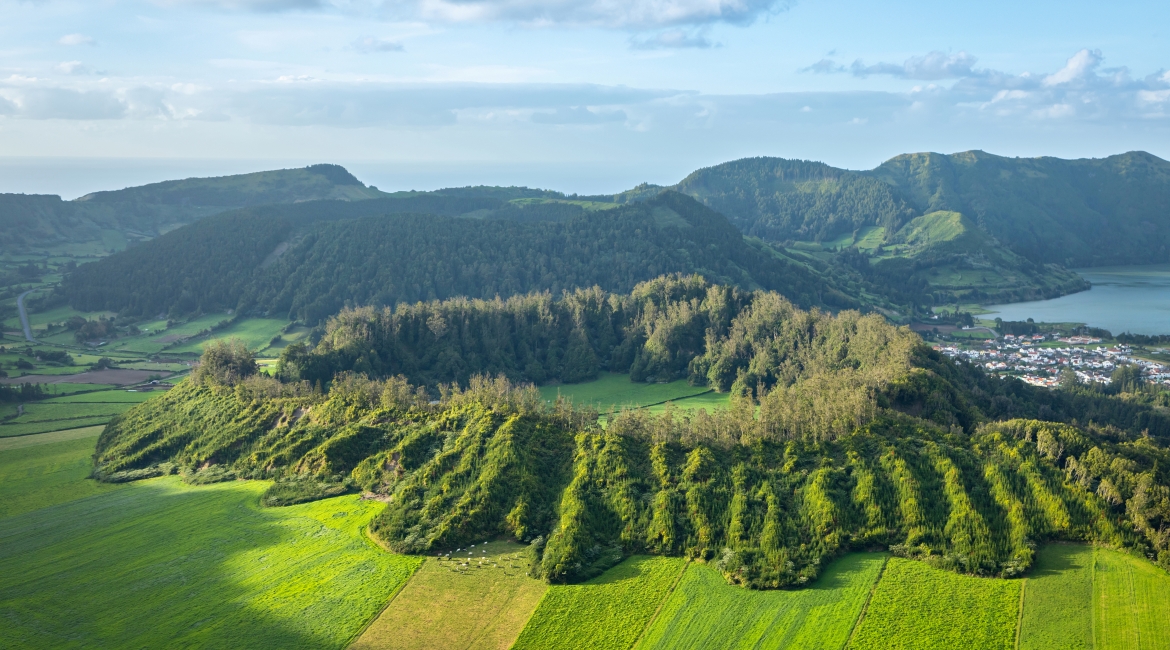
<box><xmin>93</xmin><ymin>277</ymin><xmax>1170</xmax><ymax>590</ymax></box>
<box><xmin>664</xmin><ymin>150</ymin><xmax>1170</xmax><ymax>269</ymax></box>
<box><xmin>60</xmin><ymin>192</ymin><xmax>855</xmax><ymax>322</ymax></box>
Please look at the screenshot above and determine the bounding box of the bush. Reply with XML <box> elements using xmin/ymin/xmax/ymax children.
<box><xmin>192</xmin><ymin>339</ymin><xmax>257</xmax><ymax>385</ymax></box>
<box><xmin>261</xmin><ymin>477</ymin><xmax>354</xmax><ymax>507</ymax></box>
<box><xmin>182</xmin><ymin>465</ymin><xmax>238</xmax><ymax>485</ymax></box>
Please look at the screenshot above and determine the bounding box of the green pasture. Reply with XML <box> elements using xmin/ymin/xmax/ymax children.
<box><xmin>850</xmin><ymin>557</ymin><xmax>1019</xmax><ymax>650</ymax></box>
<box><xmin>0</xmin><ymin>426</ymin><xmax>116</xmax><ymax>518</ymax></box>
<box><xmin>44</xmin><ymin>389</ymin><xmax>164</xmax><ymax>403</ymax></box>
<box><xmin>644</xmin><ymin>390</ymin><xmax>731</xmax><ymax>415</ymax></box>
<box><xmin>0</xmin><ymin>478</ymin><xmax>420</xmax><ymax>649</ymax></box>
<box><xmin>512</xmin><ymin>556</ymin><xmax>686</xmax><ymax>650</ymax></box>
<box><xmin>352</xmin><ymin>541</ymin><xmax>547</xmax><ymax>650</ymax></box>
<box><xmin>106</xmin><ymin>313</ymin><xmax>233</xmax><ymax>354</ymax></box>
<box><xmin>1019</xmin><ymin>544</ymin><xmax>1093</xmax><ymax>650</ymax></box>
<box><xmin>0</xmin><ymin>418</ymin><xmax>113</xmax><ymax>437</ymax></box>
<box><xmin>539</xmin><ymin>373</ymin><xmax>712</xmax><ymax>411</ymax></box>
<box><xmin>636</xmin><ymin>553</ymin><xmax>886</xmax><ymax>650</ymax></box>
<box><xmin>167</xmin><ymin>318</ymin><xmax>291</xmax><ymax>354</ymax></box>
<box><xmin>17</xmin><ymin>401</ymin><xmax>138</xmax><ymax>422</ymax></box>
<box><xmin>1094</xmin><ymin>547</ymin><xmax>1170</xmax><ymax>649</ymax></box>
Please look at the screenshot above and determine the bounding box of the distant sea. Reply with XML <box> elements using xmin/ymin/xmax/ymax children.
<box><xmin>984</xmin><ymin>265</ymin><xmax>1170</xmax><ymax>336</ymax></box>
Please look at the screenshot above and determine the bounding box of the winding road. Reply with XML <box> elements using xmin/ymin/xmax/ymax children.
<box><xmin>16</xmin><ymin>289</ymin><xmax>36</xmax><ymax>343</ymax></box>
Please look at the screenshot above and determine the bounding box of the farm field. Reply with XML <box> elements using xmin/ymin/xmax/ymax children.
<box><xmin>167</xmin><ymin>318</ymin><xmax>292</xmax><ymax>354</ymax></box>
<box><xmin>644</xmin><ymin>389</ymin><xmax>731</xmax><ymax>415</ymax></box>
<box><xmin>636</xmin><ymin>553</ymin><xmax>886</xmax><ymax>650</ymax></box>
<box><xmin>43</xmin><ymin>389</ymin><xmax>166</xmax><ymax>403</ymax></box>
<box><xmin>0</xmin><ymin>477</ymin><xmax>420</xmax><ymax>649</ymax></box>
<box><xmin>0</xmin><ymin>425</ymin><xmax>117</xmax><ymax>518</ymax></box>
<box><xmin>539</xmin><ymin>372</ymin><xmax>714</xmax><ymax>411</ymax></box>
<box><xmin>511</xmin><ymin>555</ymin><xmax>686</xmax><ymax>650</ymax></box>
<box><xmin>849</xmin><ymin>557</ymin><xmax>1019</xmax><ymax>650</ymax></box>
<box><xmin>1093</xmin><ymin>546</ymin><xmax>1170</xmax><ymax>649</ymax></box>
<box><xmin>0</xmin><ymin>418</ymin><xmax>113</xmax><ymax>437</ymax></box>
<box><xmin>351</xmin><ymin>541</ymin><xmax>547</xmax><ymax>650</ymax></box>
<box><xmin>1019</xmin><ymin>544</ymin><xmax>1094</xmax><ymax>650</ymax></box>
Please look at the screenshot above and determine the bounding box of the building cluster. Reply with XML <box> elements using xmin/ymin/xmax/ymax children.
<box><xmin>934</xmin><ymin>333</ymin><xmax>1170</xmax><ymax>388</ymax></box>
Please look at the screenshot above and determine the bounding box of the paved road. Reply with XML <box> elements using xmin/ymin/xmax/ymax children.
<box><xmin>16</xmin><ymin>289</ymin><xmax>36</xmax><ymax>342</ymax></box>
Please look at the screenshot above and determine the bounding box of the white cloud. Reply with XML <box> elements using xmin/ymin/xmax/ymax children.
<box><xmin>1043</xmin><ymin>49</ymin><xmax>1102</xmax><ymax>86</ymax></box>
<box><xmin>403</xmin><ymin>0</ymin><xmax>793</xmax><ymax>28</ymax></box>
<box><xmin>58</xmin><ymin>34</ymin><xmax>95</xmax><ymax>46</ymax></box>
<box><xmin>158</xmin><ymin>0</ymin><xmax>324</xmax><ymax>12</ymax></box>
<box><xmin>849</xmin><ymin>51</ymin><xmax>978</xmax><ymax>80</ymax></box>
<box><xmin>629</xmin><ymin>29</ymin><xmax>716</xmax><ymax>50</ymax></box>
<box><xmin>54</xmin><ymin>61</ymin><xmax>92</xmax><ymax>75</ymax></box>
<box><xmin>351</xmin><ymin>36</ymin><xmax>405</xmax><ymax>53</ymax></box>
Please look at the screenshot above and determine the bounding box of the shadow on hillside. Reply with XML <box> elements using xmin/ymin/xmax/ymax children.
<box><xmin>0</xmin><ymin>477</ymin><xmax>387</xmax><ymax>650</ymax></box>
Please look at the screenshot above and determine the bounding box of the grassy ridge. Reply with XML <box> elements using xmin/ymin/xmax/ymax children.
<box><xmin>635</xmin><ymin>553</ymin><xmax>886</xmax><ymax>650</ymax></box>
<box><xmin>1019</xmin><ymin>544</ymin><xmax>1093</xmax><ymax>650</ymax></box>
<box><xmin>0</xmin><ymin>477</ymin><xmax>419</xmax><ymax>649</ymax></box>
<box><xmin>512</xmin><ymin>556</ymin><xmax>685</xmax><ymax>650</ymax></box>
<box><xmin>1094</xmin><ymin>547</ymin><xmax>1170</xmax><ymax>649</ymax></box>
<box><xmin>850</xmin><ymin>558</ymin><xmax>1019</xmax><ymax>650</ymax></box>
<box><xmin>352</xmin><ymin>541</ymin><xmax>546</xmax><ymax>650</ymax></box>
<box><xmin>0</xmin><ymin>426</ymin><xmax>117</xmax><ymax>518</ymax></box>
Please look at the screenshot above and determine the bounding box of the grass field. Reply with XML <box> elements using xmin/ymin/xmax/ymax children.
<box><xmin>0</xmin><ymin>477</ymin><xmax>420</xmax><ymax>649</ymax></box>
<box><xmin>636</xmin><ymin>553</ymin><xmax>886</xmax><ymax>650</ymax></box>
<box><xmin>0</xmin><ymin>418</ymin><xmax>113</xmax><ymax>437</ymax></box>
<box><xmin>43</xmin><ymin>389</ymin><xmax>165</xmax><ymax>404</ymax></box>
<box><xmin>1019</xmin><ymin>544</ymin><xmax>1094</xmax><ymax>650</ymax></box>
<box><xmin>539</xmin><ymin>373</ymin><xmax>716</xmax><ymax>411</ymax></box>
<box><xmin>352</xmin><ymin>541</ymin><xmax>547</xmax><ymax>650</ymax></box>
<box><xmin>1094</xmin><ymin>547</ymin><xmax>1170</xmax><ymax>650</ymax></box>
<box><xmin>849</xmin><ymin>557</ymin><xmax>1019</xmax><ymax>650</ymax></box>
<box><xmin>167</xmin><ymin>318</ymin><xmax>291</xmax><ymax>355</ymax></box>
<box><xmin>16</xmin><ymin>401</ymin><xmax>138</xmax><ymax>422</ymax></box>
<box><xmin>644</xmin><ymin>390</ymin><xmax>731</xmax><ymax>415</ymax></box>
<box><xmin>0</xmin><ymin>425</ymin><xmax>117</xmax><ymax>518</ymax></box>
<box><xmin>512</xmin><ymin>556</ymin><xmax>686</xmax><ymax>650</ymax></box>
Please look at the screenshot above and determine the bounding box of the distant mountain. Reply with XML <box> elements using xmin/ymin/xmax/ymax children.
<box><xmin>661</xmin><ymin>151</ymin><xmax>1170</xmax><ymax>268</ymax></box>
<box><xmin>0</xmin><ymin>164</ymin><xmax>387</xmax><ymax>252</ymax></box>
<box><xmin>61</xmin><ymin>191</ymin><xmax>854</xmax><ymax>322</ymax></box>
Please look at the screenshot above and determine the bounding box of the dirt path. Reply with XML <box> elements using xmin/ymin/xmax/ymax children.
<box><xmin>17</xmin><ymin>289</ymin><xmax>37</xmax><ymax>343</ymax></box>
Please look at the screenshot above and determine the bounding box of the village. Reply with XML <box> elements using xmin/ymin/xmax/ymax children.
<box><xmin>933</xmin><ymin>333</ymin><xmax>1170</xmax><ymax>388</ymax></box>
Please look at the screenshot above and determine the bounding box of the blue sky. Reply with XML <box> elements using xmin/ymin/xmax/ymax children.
<box><xmin>1</xmin><ymin>0</ymin><xmax>1168</xmax><ymax>196</ymax></box>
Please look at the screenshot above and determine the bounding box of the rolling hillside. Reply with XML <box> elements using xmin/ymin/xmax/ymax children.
<box><xmin>60</xmin><ymin>192</ymin><xmax>855</xmax><ymax>322</ymax></box>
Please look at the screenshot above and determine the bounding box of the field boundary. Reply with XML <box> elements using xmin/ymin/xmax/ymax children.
<box><xmin>628</xmin><ymin>558</ymin><xmax>691</xmax><ymax>650</ymax></box>
<box><xmin>843</xmin><ymin>553</ymin><xmax>889</xmax><ymax>649</ymax></box>
<box><xmin>343</xmin><ymin>526</ymin><xmax>424</xmax><ymax>648</ymax></box>
<box><xmin>0</xmin><ymin>421</ymin><xmax>111</xmax><ymax>439</ymax></box>
<box><xmin>1014</xmin><ymin>577</ymin><xmax>1027</xmax><ymax>650</ymax></box>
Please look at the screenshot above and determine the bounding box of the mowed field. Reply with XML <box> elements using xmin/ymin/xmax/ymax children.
<box><xmin>511</xmin><ymin>556</ymin><xmax>686</xmax><ymax>650</ymax></box>
<box><xmin>0</xmin><ymin>425</ymin><xmax>118</xmax><ymax>518</ymax></box>
<box><xmin>352</xmin><ymin>541</ymin><xmax>547</xmax><ymax>650</ymax></box>
<box><xmin>0</xmin><ymin>477</ymin><xmax>419</xmax><ymax>649</ymax></box>
<box><xmin>636</xmin><ymin>553</ymin><xmax>887</xmax><ymax>650</ymax></box>
<box><xmin>1093</xmin><ymin>546</ymin><xmax>1170</xmax><ymax>649</ymax></box>
<box><xmin>1019</xmin><ymin>544</ymin><xmax>1094</xmax><ymax>650</ymax></box>
<box><xmin>0</xmin><ymin>388</ymin><xmax>164</xmax><ymax>437</ymax></box>
<box><xmin>539</xmin><ymin>373</ymin><xmax>729</xmax><ymax>415</ymax></box>
<box><xmin>849</xmin><ymin>557</ymin><xmax>1020</xmax><ymax>650</ymax></box>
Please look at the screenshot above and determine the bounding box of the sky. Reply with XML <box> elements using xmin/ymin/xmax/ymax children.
<box><xmin>1</xmin><ymin>0</ymin><xmax>1169</xmax><ymax>197</ymax></box>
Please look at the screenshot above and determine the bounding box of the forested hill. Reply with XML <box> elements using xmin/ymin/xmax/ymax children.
<box><xmin>62</xmin><ymin>192</ymin><xmax>854</xmax><ymax>321</ymax></box>
<box><xmin>96</xmin><ymin>277</ymin><xmax>1170</xmax><ymax>588</ymax></box>
<box><xmin>666</xmin><ymin>151</ymin><xmax>1170</xmax><ymax>267</ymax></box>
<box><xmin>0</xmin><ymin>164</ymin><xmax>387</xmax><ymax>251</ymax></box>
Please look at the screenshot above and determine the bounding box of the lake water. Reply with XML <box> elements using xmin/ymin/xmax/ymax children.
<box><xmin>983</xmin><ymin>265</ymin><xmax>1170</xmax><ymax>336</ymax></box>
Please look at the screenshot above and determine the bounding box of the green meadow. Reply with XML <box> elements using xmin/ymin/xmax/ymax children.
<box><xmin>1093</xmin><ymin>547</ymin><xmax>1170</xmax><ymax>649</ymax></box>
<box><xmin>849</xmin><ymin>557</ymin><xmax>1020</xmax><ymax>650</ymax></box>
<box><xmin>0</xmin><ymin>477</ymin><xmax>419</xmax><ymax>649</ymax></box>
<box><xmin>512</xmin><ymin>556</ymin><xmax>686</xmax><ymax>650</ymax></box>
<box><xmin>0</xmin><ymin>425</ymin><xmax>117</xmax><ymax>518</ymax></box>
<box><xmin>1019</xmin><ymin>544</ymin><xmax>1094</xmax><ymax>650</ymax></box>
<box><xmin>352</xmin><ymin>541</ymin><xmax>547</xmax><ymax>650</ymax></box>
<box><xmin>636</xmin><ymin>553</ymin><xmax>886</xmax><ymax>650</ymax></box>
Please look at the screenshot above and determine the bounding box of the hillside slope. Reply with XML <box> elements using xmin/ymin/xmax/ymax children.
<box><xmin>61</xmin><ymin>192</ymin><xmax>855</xmax><ymax>321</ymax></box>
<box><xmin>94</xmin><ymin>279</ymin><xmax>1170</xmax><ymax>589</ymax></box>
<box><xmin>667</xmin><ymin>151</ymin><xmax>1170</xmax><ymax>269</ymax></box>
<box><xmin>0</xmin><ymin>164</ymin><xmax>385</xmax><ymax>252</ymax></box>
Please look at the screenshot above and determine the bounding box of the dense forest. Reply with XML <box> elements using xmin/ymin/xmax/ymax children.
<box><xmin>96</xmin><ymin>276</ymin><xmax>1170</xmax><ymax>588</ymax></box>
<box><xmin>62</xmin><ymin>193</ymin><xmax>855</xmax><ymax>322</ymax></box>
